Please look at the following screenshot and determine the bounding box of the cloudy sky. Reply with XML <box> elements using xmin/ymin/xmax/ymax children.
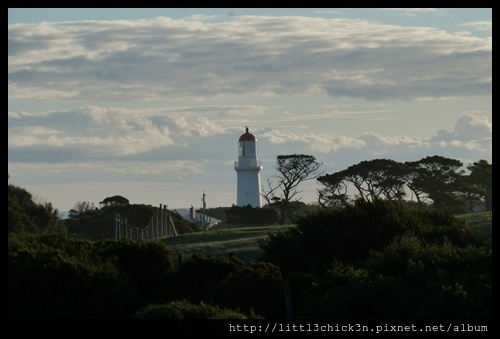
<box><xmin>8</xmin><ymin>8</ymin><xmax>492</xmax><ymax>214</ymax></box>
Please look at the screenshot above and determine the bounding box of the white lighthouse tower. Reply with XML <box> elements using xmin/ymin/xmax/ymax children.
<box><xmin>234</xmin><ymin>126</ymin><xmax>262</xmax><ymax>208</ymax></box>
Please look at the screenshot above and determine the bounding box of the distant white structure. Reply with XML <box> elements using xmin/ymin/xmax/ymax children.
<box><xmin>174</xmin><ymin>192</ymin><xmax>221</xmax><ymax>231</ymax></box>
<box><xmin>173</xmin><ymin>206</ymin><xmax>221</xmax><ymax>230</ymax></box>
<box><xmin>234</xmin><ymin>127</ymin><xmax>262</xmax><ymax>208</ymax></box>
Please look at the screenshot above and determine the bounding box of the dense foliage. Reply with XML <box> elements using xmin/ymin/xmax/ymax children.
<box><xmin>225</xmin><ymin>204</ymin><xmax>279</xmax><ymax>226</ymax></box>
<box><xmin>65</xmin><ymin>203</ymin><xmax>200</xmax><ymax>240</ymax></box>
<box><xmin>258</xmin><ymin>199</ymin><xmax>489</xmax><ymax>276</ymax></box>
<box><xmin>8</xmin><ymin>163</ymin><xmax>491</xmax><ymax>320</ymax></box>
<box><xmin>8</xmin><ymin>233</ymin><xmax>143</xmax><ymax>318</ymax></box>
<box><xmin>299</xmin><ymin>236</ymin><xmax>491</xmax><ymax>319</ymax></box>
<box><xmin>318</xmin><ymin>157</ymin><xmax>492</xmax><ymax>214</ymax></box>
<box><xmin>8</xmin><ymin>184</ymin><xmax>63</xmax><ymax>234</ymax></box>
<box><xmin>132</xmin><ymin>300</ymin><xmax>253</xmax><ymax>319</ymax></box>
<box><xmin>258</xmin><ymin>198</ymin><xmax>491</xmax><ymax>319</ymax></box>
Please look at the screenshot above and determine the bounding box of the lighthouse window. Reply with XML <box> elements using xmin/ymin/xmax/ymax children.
<box><xmin>238</xmin><ymin>141</ymin><xmax>245</xmax><ymax>156</ymax></box>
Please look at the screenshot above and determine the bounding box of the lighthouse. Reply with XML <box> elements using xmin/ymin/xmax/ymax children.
<box><xmin>234</xmin><ymin>126</ymin><xmax>262</xmax><ymax>208</ymax></box>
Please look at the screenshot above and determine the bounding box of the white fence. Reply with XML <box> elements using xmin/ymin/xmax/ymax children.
<box><xmin>114</xmin><ymin>204</ymin><xmax>178</xmax><ymax>241</ymax></box>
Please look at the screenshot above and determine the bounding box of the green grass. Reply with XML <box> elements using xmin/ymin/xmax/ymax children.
<box><xmin>161</xmin><ymin>211</ymin><xmax>492</xmax><ymax>270</ymax></box>
<box><xmin>455</xmin><ymin>211</ymin><xmax>492</xmax><ymax>234</ymax></box>
<box><xmin>161</xmin><ymin>225</ymin><xmax>295</xmax><ymax>270</ymax></box>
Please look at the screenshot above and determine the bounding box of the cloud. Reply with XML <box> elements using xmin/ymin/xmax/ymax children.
<box><xmin>256</xmin><ymin>113</ymin><xmax>491</xmax><ymax>171</ymax></box>
<box><xmin>9</xmin><ymin>104</ymin><xmax>274</xmax><ymax>167</ymax></box>
<box><xmin>381</xmin><ymin>8</ymin><xmax>439</xmax><ymax>13</ymax></box>
<box><xmin>8</xmin><ymin>106</ymin><xmax>491</xmax><ymax>210</ymax></box>
<box><xmin>8</xmin><ymin>15</ymin><xmax>491</xmax><ymax>102</ymax></box>
<box><xmin>8</xmin><ymin>106</ymin><xmax>176</xmax><ymax>157</ymax></box>
<box><xmin>7</xmin><ymin>12</ymin><xmax>491</xmax><ymax>211</ymax></box>
<box><xmin>461</xmin><ymin>21</ymin><xmax>492</xmax><ymax>32</ymax></box>
<box><xmin>430</xmin><ymin>113</ymin><xmax>492</xmax><ymax>153</ymax></box>
<box><xmin>307</xmin><ymin>134</ymin><xmax>367</xmax><ymax>153</ymax></box>
<box><xmin>9</xmin><ymin>105</ymin><xmax>491</xmax><ymax>163</ymax></box>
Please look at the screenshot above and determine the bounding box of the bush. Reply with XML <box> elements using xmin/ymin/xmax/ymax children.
<box><xmin>259</xmin><ymin>199</ymin><xmax>488</xmax><ymax>277</ymax></box>
<box><xmin>8</xmin><ymin>196</ymin><xmax>32</xmax><ymax>234</ymax></box>
<box><xmin>226</xmin><ymin>205</ymin><xmax>278</xmax><ymax>227</ymax></box>
<box><xmin>131</xmin><ymin>300</ymin><xmax>252</xmax><ymax>319</ymax></box>
<box><xmin>8</xmin><ymin>184</ymin><xmax>62</xmax><ymax>234</ymax></box>
<box><xmin>219</xmin><ymin>261</ymin><xmax>285</xmax><ymax>319</ymax></box>
<box><xmin>8</xmin><ymin>233</ymin><xmax>141</xmax><ymax>319</ymax></box>
<box><xmin>298</xmin><ymin>235</ymin><xmax>491</xmax><ymax>319</ymax></box>
<box><xmin>93</xmin><ymin>238</ymin><xmax>174</xmax><ymax>302</ymax></box>
<box><xmin>160</xmin><ymin>254</ymin><xmax>244</xmax><ymax>304</ymax></box>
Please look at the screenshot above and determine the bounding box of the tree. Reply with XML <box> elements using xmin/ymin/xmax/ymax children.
<box><xmin>8</xmin><ymin>184</ymin><xmax>61</xmax><ymax>234</ymax></box>
<box><xmin>219</xmin><ymin>261</ymin><xmax>285</xmax><ymax>319</ymax></box>
<box><xmin>68</xmin><ymin>201</ymin><xmax>95</xmax><ymax>218</ymax></box>
<box><xmin>404</xmin><ymin>155</ymin><xmax>465</xmax><ymax>212</ymax></box>
<box><xmin>8</xmin><ymin>196</ymin><xmax>32</xmax><ymax>234</ymax></box>
<box><xmin>131</xmin><ymin>300</ymin><xmax>254</xmax><ymax>319</ymax></box>
<box><xmin>317</xmin><ymin>159</ymin><xmax>406</xmax><ymax>206</ymax></box>
<box><xmin>225</xmin><ymin>204</ymin><xmax>278</xmax><ymax>227</ymax></box>
<box><xmin>99</xmin><ymin>195</ymin><xmax>130</xmax><ymax>207</ymax></box>
<box><xmin>161</xmin><ymin>255</ymin><xmax>244</xmax><ymax>304</ymax></box>
<box><xmin>317</xmin><ymin>169</ymin><xmax>351</xmax><ymax>208</ymax></box>
<box><xmin>453</xmin><ymin>173</ymin><xmax>485</xmax><ymax>213</ymax></box>
<box><xmin>8</xmin><ymin>233</ymin><xmax>142</xmax><ymax>319</ymax></box>
<box><xmin>258</xmin><ymin>198</ymin><xmax>487</xmax><ymax>277</ymax></box>
<box><xmin>94</xmin><ymin>238</ymin><xmax>174</xmax><ymax>302</ymax></box>
<box><xmin>262</xmin><ymin>154</ymin><xmax>323</xmax><ymax>224</ymax></box>
<box><xmin>298</xmin><ymin>235</ymin><xmax>491</xmax><ymax>319</ymax></box>
<box><xmin>346</xmin><ymin>159</ymin><xmax>407</xmax><ymax>202</ymax></box>
<box><xmin>467</xmin><ymin>160</ymin><xmax>492</xmax><ymax>211</ymax></box>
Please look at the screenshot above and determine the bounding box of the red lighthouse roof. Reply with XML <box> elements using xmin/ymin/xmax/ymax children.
<box><xmin>238</xmin><ymin>127</ymin><xmax>256</xmax><ymax>141</ymax></box>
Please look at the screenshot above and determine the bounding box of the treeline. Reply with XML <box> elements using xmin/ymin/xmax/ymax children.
<box><xmin>8</xmin><ymin>183</ymin><xmax>61</xmax><ymax>234</ymax></box>
<box><xmin>8</xmin><ymin>195</ymin><xmax>491</xmax><ymax>319</ymax></box>
<box><xmin>64</xmin><ymin>202</ymin><xmax>200</xmax><ymax>240</ymax></box>
<box><xmin>258</xmin><ymin>199</ymin><xmax>491</xmax><ymax>318</ymax></box>
<box><xmin>318</xmin><ymin>156</ymin><xmax>491</xmax><ymax>214</ymax></box>
<box><xmin>209</xmin><ymin>156</ymin><xmax>492</xmax><ymax>228</ymax></box>
<box><xmin>8</xmin><ymin>183</ymin><xmax>202</xmax><ymax>240</ymax></box>
<box><xmin>7</xmin><ymin>156</ymin><xmax>492</xmax><ymax>320</ymax></box>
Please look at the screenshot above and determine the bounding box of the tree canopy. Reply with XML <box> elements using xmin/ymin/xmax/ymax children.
<box><xmin>225</xmin><ymin>205</ymin><xmax>278</xmax><ymax>227</ymax></box>
<box><xmin>100</xmin><ymin>195</ymin><xmax>130</xmax><ymax>206</ymax></box>
<box><xmin>318</xmin><ymin>156</ymin><xmax>491</xmax><ymax>213</ymax></box>
<box><xmin>262</xmin><ymin>154</ymin><xmax>323</xmax><ymax>224</ymax></box>
<box><xmin>8</xmin><ymin>184</ymin><xmax>61</xmax><ymax>234</ymax></box>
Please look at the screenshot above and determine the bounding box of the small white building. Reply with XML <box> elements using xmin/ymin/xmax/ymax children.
<box><xmin>234</xmin><ymin>127</ymin><xmax>263</xmax><ymax>208</ymax></box>
<box><xmin>173</xmin><ymin>206</ymin><xmax>221</xmax><ymax>230</ymax></box>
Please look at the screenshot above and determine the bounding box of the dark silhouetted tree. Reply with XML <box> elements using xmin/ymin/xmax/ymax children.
<box><xmin>404</xmin><ymin>155</ymin><xmax>465</xmax><ymax>212</ymax></box>
<box><xmin>262</xmin><ymin>154</ymin><xmax>322</xmax><ymax>224</ymax></box>
<box><xmin>225</xmin><ymin>204</ymin><xmax>278</xmax><ymax>227</ymax></box>
<box><xmin>8</xmin><ymin>184</ymin><xmax>61</xmax><ymax>234</ymax></box>
<box><xmin>467</xmin><ymin>159</ymin><xmax>492</xmax><ymax>211</ymax></box>
<box><xmin>100</xmin><ymin>195</ymin><xmax>130</xmax><ymax>207</ymax></box>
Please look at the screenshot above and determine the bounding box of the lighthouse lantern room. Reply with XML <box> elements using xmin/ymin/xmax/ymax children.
<box><xmin>234</xmin><ymin>127</ymin><xmax>262</xmax><ymax>208</ymax></box>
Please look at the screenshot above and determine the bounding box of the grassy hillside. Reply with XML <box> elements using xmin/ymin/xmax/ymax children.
<box><xmin>162</xmin><ymin>211</ymin><xmax>492</xmax><ymax>271</ymax></box>
<box><xmin>162</xmin><ymin>225</ymin><xmax>295</xmax><ymax>270</ymax></box>
<box><xmin>455</xmin><ymin>211</ymin><xmax>492</xmax><ymax>234</ymax></box>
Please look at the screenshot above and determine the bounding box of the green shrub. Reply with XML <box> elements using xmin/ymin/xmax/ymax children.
<box><xmin>8</xmin><ymin>196</ymin><xmax>32</xmax><ymax>234</ymax></box>
<box><xmin>298</xmin><ymin>235</ymin><xmax>491</xmax><ymax>319</ymax></box>
<box><xmin>259</xmin><ymin>199</ymin><xmax>488</xmax><ymax>277</ymax></box>
<box><xmin>219</xmin><ymin>261</ymin><xmax>285</xmax><ymax>319</ymax></box>
<box><xmin>93</xmin><ymin>238</ymin><xmax>174</xmax><ymax>302</ymax></box>
<box><xmin>160</xmin><ymin>254</ymin><xmax>244</xmax><ymax>304</ymax></box>
<box><xmin>132</xmin><ymin>300</ymin><xmax>251</xmax><ymax>319</ymax></box>
<box><xmin>8</xmin><ymin>233</ymin><xmax>141</xmax><ymax>319</ymax></box>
